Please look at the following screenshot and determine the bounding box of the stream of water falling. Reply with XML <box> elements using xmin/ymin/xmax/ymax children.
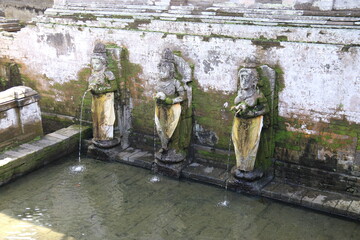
<box><xmin>217</xmin><ymin>133</ymin><xmax>232</xmax><ymax>207</ymax></box>
<box><xmin>149</xmin><ymin>115</ymin><xmax>160</xmax><ymax>183</ymax></box>
<box><xmin>218</xmin><ymin>103</ymin><xmax>231</xmax><ymax>207</ymax></box>
<box><xmin>70</xmin><ymin>90</ymin><xmax>88</xmax><ymax>173</ymax></box>
<box><xmin>78</xmin><ymin>90</ymin><xmax>88</xmax><ymax>162</ymax></box>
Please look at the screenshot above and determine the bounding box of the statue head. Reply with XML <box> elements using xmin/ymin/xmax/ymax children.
<box><xmin>91</xmin><ymin>42</ymin><xmax>107</xmax><ymax>72</ymax></box>
<box><xmin>158</xmin><ymin>61</ymin><xmax>175</xmax><ymax>81</ymax></box>
<box><xmin>91</xmin><ymin>56</ymin><xmax>107</xmax><ymax>72</ymax></box>
<box><xmin>238</xmin><ymin>68</ymin><xmax>258</xmax><ymax>90</ymax></box>
<box><xmin>158</xmin><ymin>48</ymin><xmax>175</xmax><ymax>81</ymax></box>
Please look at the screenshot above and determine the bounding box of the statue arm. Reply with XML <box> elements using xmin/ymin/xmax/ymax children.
<box><xmin>245</xmin><ymin>93</ymin><xmax>269</xmax><ymax>117</ymax></box>
<box><xmin>172</xmin><ymin>81</ymin><xmax>185</xmax><ymax>104</ymax></box>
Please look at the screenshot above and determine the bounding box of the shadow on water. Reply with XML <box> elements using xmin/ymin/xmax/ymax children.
<box><xmin>0</xmin><ymin>155</ymin><xmax>359</xmax><ymax>240</ymax></box>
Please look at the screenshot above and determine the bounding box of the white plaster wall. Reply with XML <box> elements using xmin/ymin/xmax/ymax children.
<box><xmin>52</xmin><ymin>0</ymin><xmax>360</xmax><ymax>10</ymax></box>
<box><xmin>20</xmin><ymin>103</ymin><xmax>42</xmax><ymax>125</ymax></box>
<box><xmin>0</xmin><ymin>109</ymin><xmax>18</xmax><ymax>131</ymax></box>
<box><xmin>334</xmin><ymin>0</ymin><xmax>360</xmax><ymax>10</ymax></box>
<box><xmin>1</xmin><ymin>20</ymin><xmax>360</xmax><ymax>125</ymax></box>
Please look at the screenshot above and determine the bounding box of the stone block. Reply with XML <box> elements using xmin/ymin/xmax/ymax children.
<box><xmin>182</xmin><ymin>162</ymin><xmax>228</xmax><ymax>187</ymax></box>
<box><xmin>334</xmin><ymin>200</ymin><xmax>353</xmax><ymax>215</ymax></box>
<box><xmin>301</xmin><ymin>190</ymin><xmax>320</xmax><ymax>208</ymax></box>
<box><xmin>260</xmin><ymin>181</ymin><xmax>280</xmax><ymax>198</ymax></box>
<box><xmin>347</xmin><ymin>200</ymin><xmax>360</xmax><ymax>219</ymax></box>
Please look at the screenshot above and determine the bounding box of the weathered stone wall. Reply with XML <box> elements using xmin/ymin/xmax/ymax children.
<box><xmin>52</xmin><ymin>0</ymin><xmax>360</xmax><ymax>11</ymax></box>
<box><xmin>0</xmin><ymin>0</ymin><xmax>53</xmax><ymax>21</ymax></box>
<box><xmin>0</xmin><ymin>86</ymin><xmax>43</xmax><ymax>150</ymax></box>
<box><xmin>0</xmin><ymin>3</ymin><xmax>360</xmax><ymax>192</ymax></box>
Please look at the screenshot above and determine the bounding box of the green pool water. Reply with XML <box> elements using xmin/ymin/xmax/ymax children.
<box><xmin>0</xmin><ymin>155</ymin><xmax>359</xmax><ymax>240</ymax></box>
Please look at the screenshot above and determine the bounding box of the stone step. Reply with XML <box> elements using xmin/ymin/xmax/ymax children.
<box><xmin>0</xmin><ymin>125</ymin><xmax>91</xmax><ymax>186</ymax></box>
<box><xmin>261</xmin><ymin>180</ymin><xmax>360</xmax><ymax>221</ymax></box>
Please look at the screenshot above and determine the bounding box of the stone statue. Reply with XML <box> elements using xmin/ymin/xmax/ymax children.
<box><xmin>88</xmin><ymin>43</ymin><xmax>120</xmax><ymax>148</ymax></box>
<box><xmin>154</xmin><ymin>49</ymin><xmax>192</xmax><ymax>163</ymax></box>
<box><xmin>231</xmin><ymin>64</ymin><xmax>269</xmax><ymax>180</ymax></box>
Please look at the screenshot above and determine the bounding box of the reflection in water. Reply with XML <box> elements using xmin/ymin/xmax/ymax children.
<box><xmin>0</xmin><ymin>155</ymin><xmax>359</xmax><ymax>240</ymax></box>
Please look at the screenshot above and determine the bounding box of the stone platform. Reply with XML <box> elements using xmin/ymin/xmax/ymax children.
<box><xmin>0</xmin><ymin>125</ymin><xmax>91</xmax><ymax>186</ymax></box>
<box><xmin>86</xmin><ymin>146</ymin><xmax>360</xmax><ymax>221</ymax></box>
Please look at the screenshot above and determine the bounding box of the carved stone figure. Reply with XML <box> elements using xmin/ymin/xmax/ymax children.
<box><xmin>231</xmin><ymin>65</ymin><xmax>269</xmax><ymax>180</ymax></box>
<box><xmin>154</xmin><ymin>49</ymin><xmax>192</xmax><ymax>163</ymax></box>
<box><xmin>88</xmin><ymin>43</ymin><xmax>120</xmax><ymax>148</ymax></box>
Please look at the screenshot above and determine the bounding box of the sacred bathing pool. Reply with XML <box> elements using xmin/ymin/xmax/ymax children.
<box><xmin>0</xmin><ymin>0</ymin><xmax>360</xmax><ymax>239</ymax></box>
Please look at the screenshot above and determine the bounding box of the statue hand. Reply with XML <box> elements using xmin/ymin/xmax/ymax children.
<box><xmin>172</xmin><ymin>97</ymin><xmax>183</xmax><ymax>103</ymax></box>
<box><xmin>154</xmin><ymin>92</ymin><xmax>166</xmax><ymax>100</ymax></box>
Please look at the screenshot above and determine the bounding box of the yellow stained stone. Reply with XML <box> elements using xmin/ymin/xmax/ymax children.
<box><xmin>232</xmin><ymin>115</ymin><xmax>263</xmax><ymax>171</ymax></box>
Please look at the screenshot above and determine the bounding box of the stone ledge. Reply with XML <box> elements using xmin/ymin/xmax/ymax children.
<box><xmin>0</xmin><ymin>125</ymin><xmax>91</xmax><ymax>186</ymax></box>
<box><xmin>34</xmin><ymin>12</ymin><xmax>360</xmax><ymax>46</ymax></box>
<box><xmin>261</xmin><ymin>180</ymin><xmax>360</xmax><ymax>221</ymax></box>
<box><xmin>86</xmin><ymin>145</ymin><xmax>360</xmax><ymax>221</ymax></box>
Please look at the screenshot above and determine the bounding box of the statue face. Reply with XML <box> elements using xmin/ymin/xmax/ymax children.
<box><xmin>158</xmin><ymin>62</ymin><xmax>173</xmax><ymax>81</ymax></box>
<box><xmin>91</xmin><ymin>58</ymin><xmax>105</xmax><ymax>72</ymax></box>
<box><xmin>239</xmin><ymin>68</ymin><xmax>257</xmax><ymax>90</ymax></box>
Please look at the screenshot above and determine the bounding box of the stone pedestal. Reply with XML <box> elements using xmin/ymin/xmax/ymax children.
<box><xmin>227</xmin><ymin>174</ymin><xmax>273</xmax><ymax>195</ymax></box>
<box><xmin>87</xmin><ymin>144</ymin><xmax>121</xmax><ymax>161</ymax></box>
<box><xmin>153</xmin><ymin>159</ymin><xmax>189</xmax><ymax>179</ymax></box>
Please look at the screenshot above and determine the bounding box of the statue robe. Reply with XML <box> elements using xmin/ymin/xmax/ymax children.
<box><xmin>91</xmin><ymin>92</ymin><xmax>115</xmax><ymax>140</ymax></box>
<box><xmin>232</xmin><ymin>115</ymin><xmax>263</xmax><ymax>171</ymax></box>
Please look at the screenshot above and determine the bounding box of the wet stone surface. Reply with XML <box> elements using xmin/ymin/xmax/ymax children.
<box><xmin>261</xmin><ymin>179</ymin><xmax>360</xmax><ymax>220</ymax></box>
<box><xmin>182</xmin><ymin>162</ymin><xmax>228</xmax><ymax>187</ymax></box>
<box><xmin>1</xmin><ymin>155</ymin><xmax>360</xmax><ymax>240</ymax></box>
<box><xmin>85</xmin><ymin>145</ymin><xmax>360</xmax><ymax>220</ymax></box>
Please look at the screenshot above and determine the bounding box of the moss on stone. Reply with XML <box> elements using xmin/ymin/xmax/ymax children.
<box><xmin>21</xmin><ymin>68</ymin><xmax>92</xmax><ymax>121</ymax></box>
<box><xmin>275</xmin><ymin>116</ymin><xmax>360</xmax><ymax>164</ymax></box>
<box><xmin>192</xmin><ymin>80</ymin><xmax>235</xmax><ymax>150</ymax></box>
<box><xmin>175</xmin><ymin>17</ymin><xmax>202</xmax><ymax>23</ymax></box>
<box><xmin>0</xmin><ymin>60</ymin><xmax>23</xmax><ymax>91</ymax></box>
<box><xmin>126</xmin><ymin>19</ymin><xmax>151</xmax><ymax>30</ymax></box>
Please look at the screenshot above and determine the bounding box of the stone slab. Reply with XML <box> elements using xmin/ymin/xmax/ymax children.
<box><xmin>259</xmin><ymin>179</ymin><xmax>360</xmax><ymax>220</ymax></box>
<box><xmin>300</xmin><ymin>190</ymin><xmax>320</xmax><ymax>208</ymax></box>
<box><xmin>261</xmin><ymin>181</ymin><xmax>280</xmax><ymax>198</ymax></box>
<box><xmin>118</xmin><ymin>150</ymin><xmax>154</xmax><ymax>169</ymax></box>
<box><xmin>20</xmin><ymin>143</ymin><xmax>42</xmax><ymax>151</ymax></box>
<box><xmin>0</xmin><ymin>125</ymin><xmax>90</xmax><ymax>186</ymax></box>
<box><xmin>5</xmin><ymin>150</ymin><xmax>27</xmax><ymax>158</ymax></box>
<box><xmin>181</xmin><ymin>162</ymin><xmax>228</xmax><ymax>187</ymax></box>
<box><xmin>48</xmin><ymin>132</ymin><xmax>69</xmax><ymax>140</ymax></box>
<box><xmin>322</xmin><ymin>199</ymin><xmax>339</xmax><ymax>213</ymax></box>
<box><xmin>347</xmin><ymin>200</ymin><xmax>360</xmax><ymax>219</ymax></box>
<box><xmin>334</xmin><ymin>200</ymin><xmax>353</xmax><ymax>215</ymax></box>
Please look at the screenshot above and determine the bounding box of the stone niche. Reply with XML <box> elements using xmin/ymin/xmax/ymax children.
<box><xmin>0</xmin><ymin>86</ymin><xmax>43</xmax><ymax>150</ymax></box>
